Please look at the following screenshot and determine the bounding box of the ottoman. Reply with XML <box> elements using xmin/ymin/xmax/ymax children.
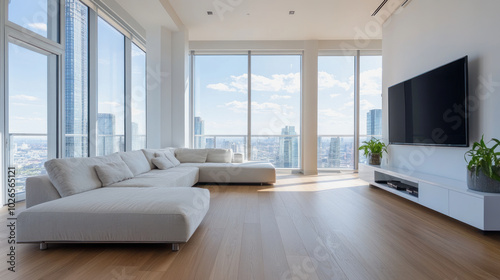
<box><xmin>17</xmin><ymin>187</ymin><xmax>210</xmax><ymax>251</ymax></box>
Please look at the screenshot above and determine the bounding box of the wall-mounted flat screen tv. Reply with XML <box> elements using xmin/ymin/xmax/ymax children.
<box><xmin>388</xmin><ymin>56</ymin><xmax>469</xmax><ymax>147</ymax></box>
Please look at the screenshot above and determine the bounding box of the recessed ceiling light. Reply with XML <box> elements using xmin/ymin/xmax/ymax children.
<box><xmin>289</xmin><ymin>11</ymin><xmax>295</xmax><ymax>15</ymax></box>
<box><xmin>207</xmin><ymin>11</ymin><xmax>213</xmax><ymax>15</ymax></box>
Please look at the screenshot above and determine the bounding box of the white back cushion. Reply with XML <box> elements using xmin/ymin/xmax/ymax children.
<box><xmin>95</xmin><ymin>161</ymin><xmax>134</xmax><ymax>186</ymax></box>
<box><xmin>206</xmin><ymin>149</ymin><xmax>233</xmax><ymax>163</ymax></box>
<box><xmin>175</xmin><ymin>148</ymin><xmax>208</xmax><ymax>163</ymax></box>
<box><xmin>44</xmin><ymin>153</ymin><xmax>123</xmax><ymax>197</ymax></box>
<box><xmin>119</xmin><ymin>150</ymin><xmax>151</xmax><ymax>176</ymax></box>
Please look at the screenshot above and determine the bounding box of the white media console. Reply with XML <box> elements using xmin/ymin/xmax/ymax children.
<box><xmin>359</xmin><ymin>164</ymin><xmax>500</xmax><ymax>231</ymax></box>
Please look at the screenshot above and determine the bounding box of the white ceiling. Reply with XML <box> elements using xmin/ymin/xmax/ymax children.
<box><xmin>169</xmin><ymin>0</ymin><xmax>402</xmax><ymax>41</ymax></box>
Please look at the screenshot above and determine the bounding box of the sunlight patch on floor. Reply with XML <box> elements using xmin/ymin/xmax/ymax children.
<box><xmin>260</xmin><ymin>173</ymin><xmax>369</xmax><ymax>192</ymax></box>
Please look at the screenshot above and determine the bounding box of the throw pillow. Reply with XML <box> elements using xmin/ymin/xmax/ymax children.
<box><xmin>155</xmin><ymin>150</ymin><xmax>181</xmax><ymax>166</ymax></box>
<box><xmin>95</xmin><ymin>161</ymin><xmax>134</xmax><ymax>187</ymax></box>
<box><xmin>151</xmin><ymin>157</ymin><xmax>175</xmax><ymax>170</ymax></box>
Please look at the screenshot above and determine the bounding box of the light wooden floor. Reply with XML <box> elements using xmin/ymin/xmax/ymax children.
<box><xmin>2</xmin><ymin>172</ymin><xmax>500</xmax><ymax>280</ymax></box>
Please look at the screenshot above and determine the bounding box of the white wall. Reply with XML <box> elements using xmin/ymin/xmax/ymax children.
<box><xmin>382</xmin><ymin>0</ymin><xmax>500</xmax><ymax>181</ymax></box>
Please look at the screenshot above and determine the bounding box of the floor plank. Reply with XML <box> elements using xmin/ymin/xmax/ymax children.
<box><xmin>2</xmin><ymin>172</ymin><xmax>500</xmax><ymax>280</ymax></box>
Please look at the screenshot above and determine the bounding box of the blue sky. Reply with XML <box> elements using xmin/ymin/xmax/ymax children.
<box><xmin>195</xmin><ymin>55</ymin><xmax>382</xmax><ymax>136</ymax></box>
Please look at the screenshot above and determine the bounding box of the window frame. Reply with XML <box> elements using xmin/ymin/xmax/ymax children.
<box><xmin>190</xmin><ymin>51</ymin><xmax>303</xmax><ymax>170</ymax></box>
<box><xmin>317</xmin><ymin>50</ymin><xmax>382</xmax><ymax>171</ymax></box>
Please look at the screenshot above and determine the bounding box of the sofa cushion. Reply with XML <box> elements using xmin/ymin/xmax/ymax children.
<box><xmin>44</xmin><ymin>153</ymin><xmax>123</xmax><ymax>197</ymax></box>
<box><xmin>95</xmin><ymin>161</ymin><xmax>134</xmax><ymax>187</ymax></box>
<box><xmin>119</xmin><ymin>150</ymin><xmax>151</xmax><ymax>176</ymax></box>
<box><xmin>155</xmin><ymin>150</ymin><xmax>181</xmax><ymax>166</ymax></box>
<box><xmin>175</xmin><ymin>148</ymin><xmax>208</xmax><ymax>163</ymax></box>
<box><xmin>142</xmin><ymin>148</ymin><xmax>179</xmax><ymax>169</ymax></box>
<box><xmin>151</xmin><ymin>157</ymin><xmax>175</xmax><ymax>170</ymax></box>
<box><xmin>108</xmin><ymin>167</ymin><xmax>199</xmax><ymax>188</ymax></box>
<box><xmin>206</xmin><ymin>149</ymin><xmax>233</xmax><ymax>163</ymax></box>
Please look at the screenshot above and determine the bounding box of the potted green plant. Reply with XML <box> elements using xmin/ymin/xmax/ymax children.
<box><xmin>359</xmin><ymin>138</ymin><xmax>387</xmax><ymax>165</ymax></box>
<box><xmin>465</xmin><ymin>136</ymin><xmax>500</xmax><ymax>193</ymax></box>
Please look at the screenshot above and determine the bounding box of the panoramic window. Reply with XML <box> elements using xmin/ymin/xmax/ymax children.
<box><xmin>64</xmin><ymin>0</ymin><xmax>89</xmax><ymax>157</ymax></box>
<box><xmin>8</xmin><ymin>0</ymin><xmax>60</xmax><ymax>42</ymax></box>
<box><xmin>359</xmin><ymin>56</ymin><xmax>383</xmax><ymax>164</ymax></box>
<box><xmin>131</xmin><ymin>43</ymin><xmax>147</xmax><ymax>150</ymax></box>
<box><xmin>7</xmin><ymin>43</ymin><xmax>55</xmax><ymax>195</ymax></box>
<box><xmin>251</xmin><ymin>55</ymin><xmax>301</xmax><ymax>168</ymax></box>
<box><xmin>97</xmin><ymin>17</ymin><xmax>125</xmax><ymax>156</ymax></box>
<box><xmin>193</xmin><ymin>55</ymin><xmax>248</xmax><ymax>154</ymax></box>
<box><xmin>192</xmin><ymin>53</ymin><xmax>302</xmax><ymax>168</ymax></box>
<box><xmin>317</xmin><ymin>56</ymin><xmax>355</xmax><ymax>169</ymax></box>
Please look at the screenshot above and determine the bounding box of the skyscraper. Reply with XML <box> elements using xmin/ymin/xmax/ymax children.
<box><xmin>194</xmin><ymin>116</ymin><xmax>205</xmax><ymax>148</ymax></box>
<box><xmin>65</xmin><ymin>0</ymin><xmax>88</xmax><ymax>157</ymax></box>
<box><xmin>279</xmin><ymin>126</ymin><xmax>299</xmax><ymax>168</ymax></box>
<box><xmin>328</xmin><ymin>137</ymin><xmax>341</xmax><ymax>168</ymax></box>
<box><xmin>367</xmin><ymin>109</ymin><xmax>382</xmax><ymax>136</ymax></box>
<box><xmin>97</xmin><ymin>113</ymin><xmax>115</xmax><ymax>156</ymax></box>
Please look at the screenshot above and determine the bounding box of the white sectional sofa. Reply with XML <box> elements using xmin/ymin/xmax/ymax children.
<box><xmin>17</xmin><ymin>148</ymin><xmax>276</xmax><ymax>251</ymax></box>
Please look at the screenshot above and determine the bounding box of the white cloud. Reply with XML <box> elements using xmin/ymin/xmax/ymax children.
<box><xmin>319</xmin><ymin>108</ymin><xmax>346</xmax><ymax>118</ymax></box>
<box><xmin>224</xmin><ymin>100</ymin><xmax>293</xmax><ymax>114</ymax></box>
<box><xmin>207</xmin><ymin>83</ymin><xmax>236</xmax><ymax>92</ymax></box>
<box><xmin>318</xmin><ymin>72</ymin><xmax>352</xmax><ymax>91</ymax></box>
<box><xmin>206</xmin><ymin>73</ymin><xmax>300</xmax><ymax>93</ymax></box>
<box><xmin>360</xmin><ymin>68</ymin><xmax>382</xmax><ymax>96</ymax></box>
<box><xmin>270</xmin><ymin>94</ymin><xmax>292</xmax><ymax>100</ymax></box>
<box><xmin>329</xmin><ymin>94</ymin><xmax>341</xmax><ymax>98</ymax></box>
<box><xmin>10</xmin><ymin>95</ymin><xmax>39</xmax><ymax>102</ymax></box>
<box><xmin>27</xmin><ymin>22</ymin><xmax>47</xmax><ymax>32</ymax></box>
<box><xmin>342</xmin><ymin>100</ymin><xmax>376</xmax><ymax>111</ymax></box>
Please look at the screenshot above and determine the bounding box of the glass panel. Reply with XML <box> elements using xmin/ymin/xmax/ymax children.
<box><xmin>318</xmin><ymin>56</ymin><xmax>355</xmax><ymax>169</ymax></box>
<box><xmin>131</xmin><ymin>43</ymin><xmax>147</xmax><ymax>150</ymax></box>
<box><xmin>251</xmin><ymin>55</ymin><xmax>301</xmax><ymax>168</ymax></box>
<box><xmin>193</xmin><ymin>55</ymin><xmax>248</xmax><ymax>149</ymax></box>
<box><xmin>251</xmin><ymin>136</ymin><xmax>300</xmax><ymax>168</ymax></box>
<box><xmin>65</xmin><ymin>0</ymin><xmax>88</xmax><ymax>157</ymax></box>
<box><xmin>317</xmin><ymin>136</ymin><xmax>355</xmax><ymax>169</ymax></box>
<box><xmin>97</xmin><ymin>17</ymin><xmax>125</xmax><ymax>156</ymax></box>
<box><xmin>359</xmin><ymin>56</ymin><xmax>383</xmax><ymax>164</ymax></box>
<box><xmin>8</xmin><ymin>43</ymin><xmax>50</xmax><ymax>193</ymax></box>
<box><xmin>215</xmin><ymin>137</ymin><xmax>247</xmax><ymax>155</ymax></box>
<box><xmin>8</xmin><ymin>0</ymin><xmax>60</xmax><ymax>42</ymax></box>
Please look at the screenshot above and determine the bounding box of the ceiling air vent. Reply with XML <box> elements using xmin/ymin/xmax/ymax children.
<box><xmin>371</xmin><ymin>0</ymin><xmax>388</xmax><ymax>16</ymax></box>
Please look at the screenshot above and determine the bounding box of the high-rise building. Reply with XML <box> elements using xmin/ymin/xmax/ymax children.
<box><xmin>367</xmin><ymin>109</ymin><xmax>382</xmax><ymax>136</ymax></box>
<box><xmin>65</xmin><ymin>0</ymin><xmax>88</xmax><ymax>157</ymax></box>
<box><xmin>328</xmin><ymin>137</ymin><xmax>341</xmax><ymax>168</ymax></box>
<box><xmin>194</xmin><ymin>116</ymin><xmax>205</xmax><ymax>148</ymax></box>
<box><xmin>97</xmin><ymin>113</ymin><xmax>115</xmax><ymax>156</ymax></box>
<box><xmin>279</xmin><ymin>126</ymin><xmax>299</xmax><ymax>168</ymax></box>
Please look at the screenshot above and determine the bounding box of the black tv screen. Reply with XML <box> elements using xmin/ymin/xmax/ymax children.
<box><xmin>388</xmin><ymin>56</ymin><xmax>469</xmax><ymax>147</ymax></box>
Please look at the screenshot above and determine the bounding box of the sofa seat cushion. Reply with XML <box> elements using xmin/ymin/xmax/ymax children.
<box><xmin>119</xmin><ymin>150</ymin><xmax>151</xmax><ymax>176</ymax></box>
<box><xmin>44</xmin><ymin>153</ymin><xmax>123</xmax><ymax>197</ymax></box>
<box><xmin>108</xmin><ymin>167</ymin><xmax>199</xmax><ymax>188</ymax></box>
<box><xmin>179</xmin><ymin>162</ymin><xmax>276</xmax><ymax>183</ymax></box>
<box><xmin>17</xmin><ymin>187</ymin><xmax>210</xmax><ymax>243</ymax></box>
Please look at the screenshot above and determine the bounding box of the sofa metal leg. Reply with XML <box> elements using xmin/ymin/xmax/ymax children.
<box><xmin>172</xmin><ymin>243</ymin><xmax>180</xmax><ymax>252</ymax></box>
<box><xmin>40</xmin><ymin>242</ymin><xmax>48</xmax><ymax>250</ymax></box>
